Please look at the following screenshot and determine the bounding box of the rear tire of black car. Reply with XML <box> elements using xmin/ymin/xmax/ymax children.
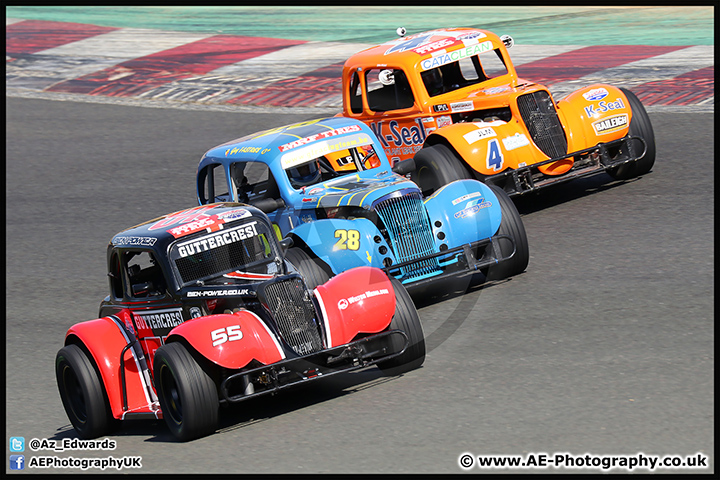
<box><xmin>412</xmin><ymin>143</ymin><xmax>472</xmax><ymax>196</ymax></box>
<box><xmin>285</xmin><ymin>247</ymin><xmax>331</xmax><ymax>290</ymax></box>
<box><xmin>56</xmin><ymin>344</ymin><xmax>116</xmax><ymax>439</ymax></box>
<box><xmin>607</xmin><ymin>87</ymin><xmax>656</xmax><ymax>180</ymax></box>
<box><xmin>377</xmin><ymin>277</ymin><xmax>426</xmax><ymax>375</ymax></box>
<box><xmin>154</xmin><ymin>342</ymin><xmax>218</xmax><ymax>442</ymax></box>
<box><xmin>484</xmin><ymin>185</ymin><xmax>529</xmax><ymax>281</ymax></box>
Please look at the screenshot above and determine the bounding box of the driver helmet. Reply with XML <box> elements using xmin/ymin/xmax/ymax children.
<box><xmin>288</xmin><ymin>160</ymin><xmax>321</xmax><ymax>188</ymax></box>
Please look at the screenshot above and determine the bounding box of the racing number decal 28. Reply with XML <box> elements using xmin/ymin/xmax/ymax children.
<box><xmin>334</xmin><ymin>229</ymin><xmax>360</xmax><ymax>250</ymax></box>
<box><xmin>486</xmin><ymin>139</ymin><xmax>504</xmax><ymax>172</ymax></box>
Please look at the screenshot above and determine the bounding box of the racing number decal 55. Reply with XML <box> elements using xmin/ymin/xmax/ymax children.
<box><xmin>211</xmin><ymin>325</ymin><xmax>243</xmax><ymax>347</ymax></box>
<box><xmin>334</xmin><ymin>229</ymin><xmax>360</xmax><ymax>250</ymax></box>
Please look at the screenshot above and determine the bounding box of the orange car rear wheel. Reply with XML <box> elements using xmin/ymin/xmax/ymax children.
<box><xmin>285</xmin><ymin>246</ymin><xmax>331</xmax><ymax>291</ymax></box>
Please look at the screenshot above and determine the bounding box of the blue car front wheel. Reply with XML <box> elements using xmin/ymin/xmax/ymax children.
<box><xmin>284</xmin><ymin>247</ymin><xmax>331</xmax><ymax>290</ymax></box>
<box><xmin>377</xmin><ymin>277</ymin><xmax>426</xmax><ymax>376</ymax></box>
<box><xmin>484</xmin><ymin>185</ymin><xmax>529</xmax><ymax>280</ymax></box>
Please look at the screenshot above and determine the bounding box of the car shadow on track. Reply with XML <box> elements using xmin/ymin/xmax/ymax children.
<box><xmin>51</xmin><ymin>368</ymin><xmax>417</xmax><ymax>442</ymax></box>
<box><xmin>414</xmin><ymin>273</ymin><xmax>518</xmax><ymax>350</ymax></box>
<box><xmin>510</xmin><ymin>173</ymin><xmax>644</xmax><ymax>215</ymax></box>
<box><xmin>50</xmin><ymin>421</ymin><xmax>168</xmax><ymax>442</ymax></box>
<box><xmin>211</xmin><ymin>369</ymin><xmax>400</xmax><ymax>435</ymax></box>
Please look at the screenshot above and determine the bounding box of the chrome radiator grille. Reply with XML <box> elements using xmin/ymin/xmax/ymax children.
<box><xmin>374</xmin><ymin>192</ymin><xmax>440</xmax><ymax>279</ymax></box>
<box><xmin>263</xmin><ymin>278</ymin><xmax>323</xmax><ymax>355</ymax></box>
<box><xmin>516</xmin><ymin>90</ymin><xmax>568</xmax><ymax>159</ymax></box>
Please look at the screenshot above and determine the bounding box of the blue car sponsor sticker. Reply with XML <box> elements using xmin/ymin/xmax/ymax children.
<box><xmin>454</xmin><ymin>200</ymin><xmax>493</xmax><ymax>219</ymax></box>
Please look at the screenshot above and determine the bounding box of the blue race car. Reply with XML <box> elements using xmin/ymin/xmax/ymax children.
<box><xmin>197</xmin><ymin>117</ymin><xmax>528</xmax><ymax>294</ymax></box>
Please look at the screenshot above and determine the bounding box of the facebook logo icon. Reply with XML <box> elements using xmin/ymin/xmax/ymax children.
<box><xmin>10</xmin><ymin>455</ymin><xmax>25</xmax><ymax>470</ymax></box>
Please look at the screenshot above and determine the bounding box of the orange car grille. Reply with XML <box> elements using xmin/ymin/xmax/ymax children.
<box><xmin>516</xmin><ymin>91</ymin><xmax>568</xmax><ymax>160</ymax></box>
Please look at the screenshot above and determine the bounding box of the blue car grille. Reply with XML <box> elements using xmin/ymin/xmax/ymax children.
<box><xmin>374</xmin><ymin>192</ymin><xmax>440</xmax><ymax>279</ymax></box>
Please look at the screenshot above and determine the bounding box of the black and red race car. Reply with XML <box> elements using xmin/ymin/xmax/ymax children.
<box><xmin>56</xmin><ymin>203</ymin><xmax>425</xmax><ymax>441</ymax></box>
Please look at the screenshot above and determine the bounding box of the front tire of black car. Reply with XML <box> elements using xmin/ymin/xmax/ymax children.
<box><xmin>56</xmin><ymin>344</ymin><xmax>116</xmax><ymax>439</ymax></box>
<box><xmin>607</xmin><ymin>87</ymin><xmax>656</xmax><ymax>180</ymax></box>
<box><xmin>377</xmin><ymin>277</ymin><xmax>426</xmax><ymax>376</ymax></box>
<box><xmin>285</xmin><ymin>247</ymin><xmax>331</xmax><ymax>290</ymax></box>
<box><xmin>154</xmin><ymin>342</ymin><xmax>218</xmax><ymax>442</ymax></box>
<box><xmin>484</xmin><ymin>185</ymin><xmax>529</xmax><ymax>281</ymax></box>
<box><xmin>411</xmin><ymin>143</ymin><xmax>472</xmax><ymax>196</ymax></box>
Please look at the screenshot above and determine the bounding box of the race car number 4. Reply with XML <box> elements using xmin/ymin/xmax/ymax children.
<box><xmin>486</xmin><ymin>139</ymin><xmax>504</xmax><ymax>172</ymax></box>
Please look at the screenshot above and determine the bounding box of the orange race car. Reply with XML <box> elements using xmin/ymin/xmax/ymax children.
<box><xmin>338</xmin><ymin>27</ymin><xmax>655</xmax><ymax>197</ymax></box>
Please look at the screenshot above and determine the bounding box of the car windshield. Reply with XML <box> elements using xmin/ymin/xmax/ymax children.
<box><xmin>421</xmin><ymin>46</ymin><xmax>509</xmax><ymax>97</ymax></box>
<box><xmin>282</xmin><ymin>139</ymin><xmax>382</xmax><ymax>190</ymax></box>
<box><xmin>169</xmin><ymin>217</ymin><xmax>281</xmax><ymax>286</ymax></box>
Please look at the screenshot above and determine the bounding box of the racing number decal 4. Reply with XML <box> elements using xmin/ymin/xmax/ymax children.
<box><xmin>211</xmin><ymin>325</ymin><xmax>243</xmax><ymax>347</ymax></box>
<box><xmin>486</xmin><ymin>139</ymin><xmax>504</xmax><ymax>172</ymax></box>
<box><xmin>334</xmin><ymin>229</ymin><xmax>360</xmax><ymax>251</ymax></box>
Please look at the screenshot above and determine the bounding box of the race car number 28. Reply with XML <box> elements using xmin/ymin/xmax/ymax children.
<box><xmin>334</xmin><ymin>229</ymin><xmax>360</xmax><ymax>250</ymax></box>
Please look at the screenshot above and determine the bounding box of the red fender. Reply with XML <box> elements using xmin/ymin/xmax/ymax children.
<box><xmin>314</xmin><ymin>266</ymin><xmax>396</xmax><ymax>347</ymax></box>
<box><xmin>65</xmin><ymin>317</ymin><xmax>155</xmax><ymax>420</ymax></box>
<box><xmin>166</xmin><ymin>311</ymin><xmax>285</xmax><ymax>370</ymax></box>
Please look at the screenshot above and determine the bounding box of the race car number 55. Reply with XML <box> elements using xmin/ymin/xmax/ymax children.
<box><xmin>211</xmin><ymin>325</ymin><xmax>243</xmax><ymax>346</ymax></box>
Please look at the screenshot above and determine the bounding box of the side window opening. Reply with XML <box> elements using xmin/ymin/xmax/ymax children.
<box><xmin>198</xmin><ymin>166</ymin><xmax>212</xmax><ymax>204</ymax></box>
<box><xmin>365</xmin><ymin>68</ymin><xmax>414</xmax><ymax>112</ymax></box>
<box><xmin>349</xmin><ymin>71</ymin><xmax>363</xmax><ymax>114</ymax></box>
<box><xmin>481</xmin><ymin>49</ymin><xmax>510</xmax><ymax>77</ymax></box>
<box><xmin>199</xmin><ymin>164</ymin><xmax>231</xmax><ymax>204</ymax></box>
<box><xmin>231</xmin><ymin>162</ymin><xmax>280</xmax><ymax>204</ymax></box>
<box><xmin>211</xmin><ymin>165</ymin><xmax>230</xmax><ymax>203</ymax></box>
<box><xmin>124</xmin><ymin>251</ymin><xmax>167</xmax><ymax>298</ymax></box>
<box><xmin>109</xmin><ymin>251</ymin><xmax>123</xmax><ymax>299</ymax></box>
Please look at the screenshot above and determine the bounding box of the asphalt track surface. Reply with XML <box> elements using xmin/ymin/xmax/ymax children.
<box><xmin>5</xmin><ymin>97</ymin><xmax>714</xmax><ymax>474</ymax></box>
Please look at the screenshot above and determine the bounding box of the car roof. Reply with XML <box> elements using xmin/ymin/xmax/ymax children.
<box><xmin>343</xmin><ymin>27</ymin><xmax>504</xmax><ymax>71</ymax></box>
<box><xmin>110</xmin><ymin>203</ymin><xmax>266</xmax><ymax>254</ymax></box>
<box><xmin>201</xmin><ymin>116</ymin><xmax>382</xmax><ymax>167</ymax></box>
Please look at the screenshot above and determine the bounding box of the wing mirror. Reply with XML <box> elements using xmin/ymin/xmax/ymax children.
<box><xmin>279</xmin><ymin>237</ymin><xmax>293</xmax><ymax>252</ymax></box>
<box><xmin>392</xmin><ymin>158</ymin><xmax>416</xmax><ymax>175</ymax></box>
<box><xmin>252</xmin><ymin>198</ymin><xmax>285</xmax><ymax>213</ymax></box>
